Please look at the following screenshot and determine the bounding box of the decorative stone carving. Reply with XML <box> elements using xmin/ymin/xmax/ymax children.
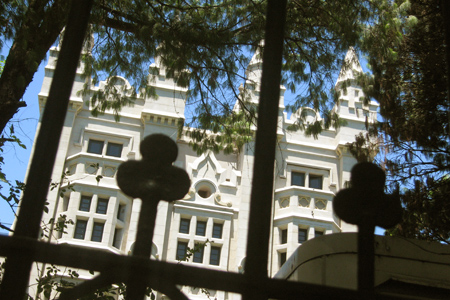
<box><xmin>68</xmin><ymin>164</ymin><xmax>77</xmax><ymax>175</ymax></box>
<box><xmin>279</xmin><ymin>197</ymin><xmax>290</xmax><ymax>208</ymax></box>
<box><xmin>214</xmin><ymin>193</ymin><xmax>232</xmax><ymax>207</ymax></box>
<box><xmin>298</xmin><ymin>196</ymin><xmax>310</xmax><ymax>208</ymax></box>
<box><xmin>182</xmin><ymin>187</ymin><xmax>196</xmax><ymax>200</ymax></box>
<box><xmin>85</xmin><ymin>163</ymin><xmax>97</xmax><ymax>175</ymax></box>
<box><xmin>315</xmin><ymin>199</ymin><xmax>327</xmax><ymax>210</ymax></box>
<box><xmin>102</xmin><ymin>166</ymin><xmax>116</xmax><ymax>178</ymax></box>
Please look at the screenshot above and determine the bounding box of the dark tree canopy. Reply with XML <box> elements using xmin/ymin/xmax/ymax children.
<box><xmin>0</xmin><ymin>1</ymin><xmax>376</xmax><ymax>140</ymax></box>
<box><xmin>0</xmin><ymin>0</ymin><xmax>416</xmax><ymax>234</ymax></box>
<box><xmin>357</xmin><ymin>0</ymin><xmax>450</xmax><ymax>244</ymax></box>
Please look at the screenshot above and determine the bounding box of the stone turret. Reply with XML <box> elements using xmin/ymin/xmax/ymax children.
<box><xmin>335</xmin><ymin>47</ymin><xmax>363</xmax><ymax>85</ymax></box>
<box><xmin>334</xmin><ymin>47</ymin><xmax>378</xmax><ymax>121</ymax></box>
<box><xmin>333</xmin><ymin>47</ymin><xmax>378</xmax><ymax>143</ymax></box>
<box><xmin>235</xmin><ymin>42</ymin><xmax>286</xmax><ymax>136</ymax></box>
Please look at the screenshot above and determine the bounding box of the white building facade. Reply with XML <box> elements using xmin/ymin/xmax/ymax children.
<box><xmin>29</xmin><ymin>46</ymin><xmax>377</xmax><ymax>299</ymax></box>
<box><xmin>274</xmin><ymin>233</ymin><xmax>450</xmax><ymax>299</ymax></box>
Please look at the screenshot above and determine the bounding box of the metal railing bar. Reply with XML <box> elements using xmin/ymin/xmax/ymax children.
<box><xmin>244</xmin><ymin>0</ymin><xmax>287</xmax><ymax>299</ymax></box>
<box><xmin>0</xmin><ymin>0</ymin><xmax>94</xmax><ymax>298</ymax></box>
<box><xmin>0</xmin><ymin>1</ymin><xmax>409</xmax><ymax>300</ymax></box>
<box><xmin>126</xmin><ymin>198</ymin><xmax>159</xmax><ymax>300</ymax></box>
<box><xmin>0</xmin><ymin>236</ymin><xmax>405</xmax><ymax>300</ymax></box>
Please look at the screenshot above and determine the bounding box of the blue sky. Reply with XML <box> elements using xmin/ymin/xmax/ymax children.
<box><xmin>0</xmin><ymin>45</ymin><xmax>43</xmax><ymax>234</ymax></box>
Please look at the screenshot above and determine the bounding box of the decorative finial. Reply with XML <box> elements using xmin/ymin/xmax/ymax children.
<box><xmin>333</xmin><ymin>162</ymin><xmax>402</xmax><ymax>293</ymax></box>
<box><xmin>117</xmin><ymin>134</ymin><xmax>190</xmax><ymax>201</ymax></box>
<box><xmin>333</xmin><ymin>162</ymin><xmax>401</xmax><ymax>229</ymax></box>
<box><xmin>116</xmin><ymin>134</ymin><xmax>190</xmax><ymax>300</ymax></box>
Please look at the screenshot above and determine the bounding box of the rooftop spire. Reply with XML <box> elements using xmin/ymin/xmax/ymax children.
<box><xmin>336</xmin><ymin>47</ymin><xmax>363</xmax><ymax>86</ymax></box>
<box><xmin>245</xmin><ymin>41</ymin><xmax>264</xmax><ymax>84</ymax></box>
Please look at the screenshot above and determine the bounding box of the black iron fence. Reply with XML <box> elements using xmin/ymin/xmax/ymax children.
<box><xmin>0</xmin><ymin>1</ymin><xmax>407</xmax><ymax>299</ymax></box>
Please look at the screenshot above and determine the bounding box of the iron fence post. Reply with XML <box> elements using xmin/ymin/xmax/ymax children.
<box><xmin>243</xmin><ymin>0</ymin><xmax>287</xmax><ymax>299</ymax></box>
<box><xmin>0</xmin><ymin>1</ymin><xmax>93</xmax><ymax>298</ymax></box>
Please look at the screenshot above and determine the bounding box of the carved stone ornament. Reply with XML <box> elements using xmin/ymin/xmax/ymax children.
<box><xmin>182</xmin><ymin>187</ymin><xmax>196</xmax><ymax>200</ymax></box>
<box><xmin>214</xmin><ymin>192</ymin><xmax>232</xmax><ymax>207</ymax></box>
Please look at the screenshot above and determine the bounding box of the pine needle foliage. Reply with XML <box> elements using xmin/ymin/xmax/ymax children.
<box><xmin>0</xmin><ymin>0</ymin><xmax>379</xmax><ymax>148</ymax></box>
<box><xmin>356</xmin><ymin>0</ymin><xmax>450</xmax><ymax>243</ymax></box>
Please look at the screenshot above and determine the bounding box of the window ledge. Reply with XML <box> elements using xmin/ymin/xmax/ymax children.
<box><xmin>275</xmin><ymin>186</ymin><xmax>335</xmax><ymax>196</ymax></box>
<box><xmin>66</xmin><ymin>152</ymin><xmax>125</xmax><ymax>162</ymax></box>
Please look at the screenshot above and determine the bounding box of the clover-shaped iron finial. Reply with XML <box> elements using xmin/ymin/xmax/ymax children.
<box><xmin>117</xmin><ymin>134</ymin><xmax>190</xmax><ymax>202</ymax></box>
<box><xmin>333</xmin><ymin>162</ymin><xmax>401</xmax><ymax>229</ymax></box>
<box><xmin>116</xmin><ymin>134</ymin><xmax>191</xmax><ymax>300</ymax></box>
<box><xmin>333</xmin><ymin>162</ymin><xmax>402</xmax><ymax>293</ymax></box>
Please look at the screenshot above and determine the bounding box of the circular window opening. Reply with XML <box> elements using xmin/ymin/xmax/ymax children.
<box><xmin>195</xmin><ymin>181</ymin><xmax>216</xmax><ymax>199</ymax></box>
<box><xmin>198</xmin><ymin>187</ymin><xmax>212</xmax><ymax>198</ymax></box>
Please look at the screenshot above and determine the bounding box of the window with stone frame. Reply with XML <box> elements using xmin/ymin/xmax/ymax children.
<box><xmin>74</xmin><ymin>219</ymin><xmax>87</xmax><ymax>240</ymax></box>
<box><xmin>179</xmin><ymin>218</ymin><xmax>190</xmax><ymax>234</ymax></box>
<box><xmin>87</xmin><ymin>139</ymin><xmax>123</xmax><ymax>158</ymax></box>
<box><xmin>91</xmin><ymin>222</ymin><xmax>105</xmax><ymax>242</ymax></box>
<box><xmin>192</xmin><ymin>243</ymin><xmax>204</xmax><ymax>263</ymax></box>
<box><xmin>298</xmin><ymin>228</ymin><xmax>308</xmax><ymax>243</ymax></box>
<box><xmin>280</xmin><ymin>228</ymin><xmax>288</xmax><ymax>244</ymax></box>
<box><xmin>212</xmin><ymin>223</ymin><xmax>223</xmax><ymax>239</ymax></box>
<box><xmin>117</xmin><ymin>204</ymin><xmax>126</xmax><ymax>221</ymax></box>
<box><xmin>175</xmin><ymin>215</ymin><xmax>226</xmax><ymax>266</ymax></box>
<box><xmin>291</xmin><ymin>172</ymin><xmax>305</xmax><ymax>187</ymax></box>
<box><xmin>106</xmin><ymin>142</ymin><xmax>123</xmax><ymax>157</ymax></box>
<box><xmin>196</xmin><ymin>180</ymin><xmax>216</xmax><ymax>198</ymax></box>
<box><xmin>279</xmin><ymin>251</ymin><xmax>287</xmax><ymax>267</ymax></box>
<box><xmin>196</xmin><ymin>220</ymin><xmax>207</xmax><ymax>236</ymax></box>
<box><xmin>96</xmin><ymin>198</ymin><xmax>109</xmax><ymax>214</ymax></box>
<box><xmin>79</xmin><ymin>195</ymin><xmax>92</xmax><ymax>212</ymax></box>
<box><xmin>112</xmin><ymin>228</ymin><xmax>122</xmax><ymax>249</ymax></box>
<box><xmin>176</xmin><ymin>241</ymin><xmax>188</xmax><ymax>261</ymax></box>
<box><xmin>209</xmin><ymin>246</ymin><xmax>221</xmax><ymax>266</ymax></box>
<box><xmin>87</xmin><ymin>139</ymin><xmax>104</xmax><ymax>154</ymax></box>
<box><xmin>309</xmin><ymin>174</ymin><xmax>323</xmax><ymax>189</ymax></box>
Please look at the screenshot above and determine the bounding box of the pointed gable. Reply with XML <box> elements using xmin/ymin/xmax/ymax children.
<box><xmin>189</xmin><ymin>151</ymin><xmax>226</xmax><ymax>181</ymax></box>
<box><xmin>335</xmin><ymin>47</ymin><xmax>363</xmax><ymax>86</ymax></box>
<box><xmin>245</xmin><ymin>41</ymin><xmax>264</xmax><ymax>86</ymax></box>
<box><xmin>236</xmin><ymin>41</ymin><xmax>286</xmax><ymax>112</ymax></box>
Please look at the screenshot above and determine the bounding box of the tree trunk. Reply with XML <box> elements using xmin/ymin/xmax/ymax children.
<box><xmin>0</xmin><ymin>0</ymin><xmax>70</xmax><ymax>135</ymax></box>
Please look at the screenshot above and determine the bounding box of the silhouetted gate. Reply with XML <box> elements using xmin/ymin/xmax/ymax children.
<box><xmin>0</xmin><ymin>1</ymin><xmax>406</xmax><ymax>299</ymax></box>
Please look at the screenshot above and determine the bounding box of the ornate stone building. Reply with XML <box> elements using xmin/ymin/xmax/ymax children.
<box><xmin>28</xmin><ymin>45</ymin><xmax>377</xmax><ymax>299</ymax></box>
